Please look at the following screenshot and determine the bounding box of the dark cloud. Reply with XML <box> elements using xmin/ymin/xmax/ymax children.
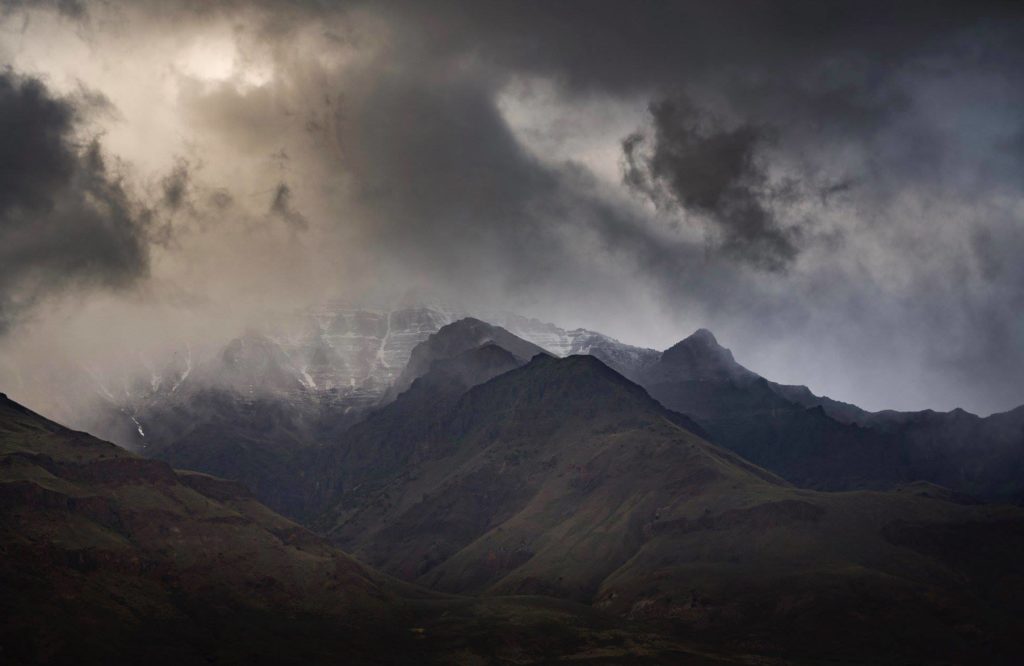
<box><xmin>240</xmin><ymin>1</ymin><xmax>1024</xmax><ymax>410</ymax></box>
<box><xmin>161</xmin><ymin>159</ymin><xmax>191</xmax><ymax>212</ymax></box>
<box><xmin>0</xmin><ymin>0</ymin><xmax>85</xmax><ymax>19</ymax></box>
<box><xmin>622</xmin><ymin>97</ymin><xmax>799</xmax><ymax>271</ymax></box>
<box><xmin>5</xmin><ymin>0</ymin><xmax>1024</xmax><ymax>413</ymax></box>
<box><xmin>268</xmin><ymin>182</ymin><xmax>307</xmax><ymax>231</ymax></box>
<box><xmin>0</xmin><ymin>69</ymin><xmax>149</xmax><ymax>332</ymax></box>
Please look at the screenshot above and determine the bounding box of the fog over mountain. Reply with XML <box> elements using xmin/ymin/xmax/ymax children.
<box><xmin>2</xmin><ymin>0</ymin><xmax>1024</xmax><ymax>419</ymax></box>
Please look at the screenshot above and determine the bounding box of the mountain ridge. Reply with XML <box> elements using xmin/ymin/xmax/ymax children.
<box><xmin>0</xmin><ymin>390</ymin><xmax>740</xmax><ymax>665</ymax></box>
<box><xmin>299</xmin><ymin>350</ymin><xmax>1024</xmax><ymax>663</ymax></box>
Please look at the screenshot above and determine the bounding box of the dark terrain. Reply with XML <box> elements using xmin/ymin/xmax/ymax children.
<box><xmin>304</xmin><ymin>339</ymin><xmax>1024</xmax><ymax>663</ymax></box>
<box><xmin>0</xmin><ymin>392</ymin><xmax>734</xmax><ymax>665</ymax></box>
<box><xmin>4</xmin><ymin>318</ymin><xmax>1024</xmax><ymax>664</ymax></box>
<box><xmin>632</xmin><ymin>329</ymin><xmax>1024</xmax><ymax>502</ymax></box>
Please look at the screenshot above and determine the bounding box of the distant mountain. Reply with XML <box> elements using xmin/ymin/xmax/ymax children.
<box><xmin>50</xmin><ymin>301</ymin><xmax>1023</xmax><ymax>507</ymax></box>
<box><xmin>68</xmin><ymin>306</ymin><xmax>645</xmax><ymax>512</ymax></box>
<box><xmin>129</xmin><ymin>320</ymin><xmax>545</xmax><ymax>516</ymax></box>
<box><xmin>0</xmin><ymin>392</ymin><xmax>731</xmax><ymax>665</ymax></box>
<box><xmin>262</xmin><ymin>302</ymin><xmax>653</xmax><ymax>408</ymax></box>
<box><xmin>304</xmin><ymin>354</ymin><xmax>1024</xmax><ymax>663</ymax></box>
<box><xmin>636</xmin><ymin>329</ymin><xmax>1024</xmax><ymax>502</ymax></box>
<box><xmin>270</xmin><ymin>302</ymin><xmax>464</xmax><ymax>399</ymax></box>
<box><xmin>61</xmin><ymin>302</ymin><xmax>645</xmax><ymax>450</ymax></box>
<box><xmin>391</xmin><ymin>317</ymin><xmax>549</xmax><ymax>396</ymax></box>
<box><xmin>492</xmin><ymin>313</ymin><xmax>661</xmax><ymax>382</ymax></box>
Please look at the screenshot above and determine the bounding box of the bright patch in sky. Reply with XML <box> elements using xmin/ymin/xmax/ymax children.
<box><xmin>175</xmin><ymin>36</ymin><xmax>272</xmax><ymax>87</ymax></box>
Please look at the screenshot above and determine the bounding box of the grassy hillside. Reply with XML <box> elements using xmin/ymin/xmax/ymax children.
<box><xmin>314</xmin><ymin>355</ymin><xmax>1024</xmax><ymax>663</ymax></box>
<box><xmin>0</xmin><ymin>393</ymin><xmax>734</xmax><ymax>665</ymax></box>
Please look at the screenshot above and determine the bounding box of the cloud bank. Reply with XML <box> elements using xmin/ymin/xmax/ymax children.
<box><xmin>0</xmin><ymin>0</ymin><xmax>1023</xmax><ymax>416</ymax></box>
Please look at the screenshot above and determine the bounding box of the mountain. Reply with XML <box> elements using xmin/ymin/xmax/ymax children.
<box><xmin>0</xmin><ymin>391</ymin><xmax>406</xmax><ymax>664</ymax></box>
<box><xmin>49</xmin><ymin>302</ymin><xmax>645</xmax><ymax>449</ymax></box>
<box><xmin>492</xmin><ymin>313</ymin><xmax>661</xmax><ymax>382</ymax></box>
<box><xmin>38</xmin><ymin>301</ymin><xmax>1022</xmax><ymax>507</ymax></box>
<box><xmin>307</xmin><ymin>354</ymin><xmax>1024</xmax><ymax>663</ymax></box>
<box><xmin>7</xmin><ymin>315</ymin><xmax>1024</xmax><ymax>663</ymax></box>
<box><xmin>291</xmin><ymin>339</ymin><xmax>538</xmax><ymax>522</ymax></box>
<box><xmin>263</xmin><ymin>302</ymin><xmax>652</xmax><ymax>408</ymax></box>
<box><xmin>104</xmin><ymin>313</ymin><xmax>631</xmax><ymax>514</ymax></box>
<box><xmin>128</xmin><ymin>320</ymin><xmax>545</xmax><ymax>517</ymax></box>
<box><xmin>269</xmin><ymin>302</ymin><xmax>465</xmax><ymax>401</ymax></box>
<box><xmin>115</xmin><ymin>333</ymin><xmax>334</xmax><ymax>515</ymax></box>
<box><xmin>637</xmin><ymin>329</ymin><xmax>1024</xmax><ymax>502</ymax></box>
<box><xmin>391</xmin><ymin>318</ymin><xmax>549</xmax><ymax>396</ymax></box>
<box><xmin>0</xmin><ymin>392</ymin><xmax>737</xmax><ymax>665</ymax></box>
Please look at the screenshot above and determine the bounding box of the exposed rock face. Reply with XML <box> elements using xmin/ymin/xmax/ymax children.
<box><xmin>272</xmin><ymin>303</ymin><xmax>462</xmax><ymax>397</ymax></box>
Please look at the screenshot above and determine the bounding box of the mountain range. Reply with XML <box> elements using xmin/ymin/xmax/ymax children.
<box><xmin>4</xmin><ymin>308</ymin><xmax>1024</xmax><ymax>663</ymax></box>
<box><xmin>0</xmin><ymin>391</ymin><xmax>738</xmax><ymax>665</ymax></box>
<box><xmin>88</xmin><ymin>303</ymin><xmax>1023</xmax><ymax>507</ymax></box>
<box><xmin>300</xmin><ymin>338</ymin><xmax>1024</xmax><ymax>662</ymax></box>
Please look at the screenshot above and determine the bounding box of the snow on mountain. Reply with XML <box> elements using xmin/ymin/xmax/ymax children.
<box><xmin>68</xmin><ymin>301</ymin><xmax>656</xmax><ymax>450</ymax></box>
<box><xmin>258</xmin><ymin>301</ymin><xmax>656</xmax><ymax>403</ymax></box>
<box><xmin>490</xmin><ymin>313</ymin><xmax>659</xmax><ymax>381</ymax></box>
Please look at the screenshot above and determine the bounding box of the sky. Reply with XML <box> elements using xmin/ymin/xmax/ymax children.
<box><xmin>0</xmin><ymin>0</ymin><xmax>1023</xmax><ymax>416</ymax></box>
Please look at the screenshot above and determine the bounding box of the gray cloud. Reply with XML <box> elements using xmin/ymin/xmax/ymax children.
<box><xmin>161</xmin><ymin>159</ymin><xmax>191</xmax><ymax>212</ymax></box>
<box><xmin>0</xmin><ymin>69</ymin><xmax>149</xmax><ymax>332</ymax></box>
<box><xmin>3</xmin><ymin>1</ymin><xmax>1024</xmax><ymax>414</ymax></box>
<box><xmin>269</xmin><ymin>182</ymin><xmax>307</xmax><ymax>231</ymax></box>
<box><xmin>622</xmin><ymin>97</ymin><xmax>799</xmax><ymax>271</ymax></box>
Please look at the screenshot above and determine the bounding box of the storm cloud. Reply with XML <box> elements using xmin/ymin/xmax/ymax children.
<box><xmin>0</xmin><ymin>70</ymin><xmax>149</xmax><ymax>332</ymax></box>
<box><xmin>623</xmin><ymin>98</ymin><xmax>798</xmax><ymax>271</ymax></box>
<box><xmin>1</xmin><ymin>0</ymin><xmax>1024</xmax><ymax>415</ymax></box>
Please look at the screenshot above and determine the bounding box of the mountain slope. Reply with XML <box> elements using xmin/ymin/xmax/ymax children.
<box><xmin>0</xmin><ymin>392</ymin><xmax>411</xmax><ymax>664</ymax></box>
<box><xmin>125</xmin><ymin>334</ymin><xmax>331</xmax><ymax>516</ymax></box>
<box><xmin>311</xmin><ymin>355</ymin><xmax>1024</xmax><ymax>663</ymax></box>
<box><xmin>0</xmin><ymin>392</ymin><xmax>740</xmax><ymax>665</ymax></box>
<box><xmin>638</xmin><ymin>329</ymin><xmax>1024</xmax><ymax>501</ymax></box>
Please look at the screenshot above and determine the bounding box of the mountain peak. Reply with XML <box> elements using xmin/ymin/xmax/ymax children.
<box><xmin>475</xmin><ymin>353</ymin><xmax>669</xmax><ymax>419</ymax></box>
<box><xmin>644</xmin><ymin>328</ymin><xmax>757</xmax><ymax>385</ymax></box>
<box><xmin>392</xmin><ymin>317</ymin><xmax>547</xmax><ymax>396</ymax></box>
<box><xmin>685</xmin><ymin>328</ymin><xmax>720</xmax><ymax>346</ymax></box>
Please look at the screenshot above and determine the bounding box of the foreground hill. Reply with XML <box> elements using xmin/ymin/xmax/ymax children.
<box><xmin>0</xmin><ymin>392</ymin><xmax>406</xmax><ymax>664</ymax></box>
<box><xmin>312</xmin><ymin>352</ymin><xmax>1024</xmax><ymax>663</ymax></box>
<box><xmin>0</xmin><ymin>393</ymin><xmax>734</xmax><ymax>665</ymax></box>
